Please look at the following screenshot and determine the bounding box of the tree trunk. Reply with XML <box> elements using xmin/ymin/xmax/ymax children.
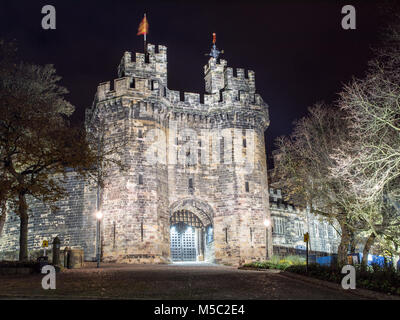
<box><xmin>362</xmin><ymin>233</ymin><xmax>376</xmax><ymax>267</ymax></box>
<box><xmin>0</xmin><ymin>202</ymin><xmax>6</xmax><ymax>236</ymax></box>
<box><xmin>18</xmin><ymin>192</ymin><xmax>29</xmax><ymax>261</ymax></box>
<box><xmin>349</xmin><ymin>230</ymin><xmax>356</xmax><ymax>254</ymax></box>
<box><xmin>337</xmin><ymin>219</ymin><xmax>350</xmax><ymax>266</ymax></box>
<box><xmin>393</xmin><ymin>254</ymin><xmax>399</xmax><ymax>272</ymax></box>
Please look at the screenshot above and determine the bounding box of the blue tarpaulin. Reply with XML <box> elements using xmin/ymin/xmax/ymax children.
<box><xmin>358</xmin><ymin>253</ymin><xmax>392</xmax><ymax>267</ymax></box>
<box><xmin>315</xmin><ymin>253</ymin><xmax>392</xmax><ymax>266</ymax></box>
<box><xmin>316</xmin><ymin>255</ymin><xmax>337</xmax><ymax>266</ymax></box>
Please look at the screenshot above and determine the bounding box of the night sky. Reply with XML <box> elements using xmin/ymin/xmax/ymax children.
<box><xmin>0</xmin><ymin>0</ymin><xmax>392</xmax><ymax>164</ymax></box>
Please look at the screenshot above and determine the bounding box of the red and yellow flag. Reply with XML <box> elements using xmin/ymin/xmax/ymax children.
<box><xmin>137</xmin><ymin>14</ymin><xmax>149</xmax><ymax>36</ymax></box>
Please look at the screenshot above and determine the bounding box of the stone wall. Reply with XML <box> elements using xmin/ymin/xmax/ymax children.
<box><xmin>0</xmin><ymin>171</ymin><xmax>97</xmax><ymax>261</ymax></box>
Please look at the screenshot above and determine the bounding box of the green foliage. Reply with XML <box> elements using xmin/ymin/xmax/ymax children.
<box><xmin>287</xmin><ymin>263</ymin><xmax>400</xmax><ymax>296</ymax></box>
<box><xmin>244</xmin><ymin>255</ymin><xmax>306</xmax><ymax>271</ymax></box>
<box><xmin>284</xmin><ymin>255</ymin><xmax>306</xmax><ymax>265</ymax></box>
<box><xmin>245</xmin><ymin>256</ymin><xmax>400</xmax><ymax>295</ymax></box>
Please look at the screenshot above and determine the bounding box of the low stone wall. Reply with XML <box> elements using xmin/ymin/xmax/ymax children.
<box><xmin>0</xmin><ymin>261</ymin><xmax>41</xmax><ymax>274</ymax></box>
<box><xmin>0</xmin><ymin>267</ymin><xmax>35</xmax><ymax>275</ymax></box>
<box><xmin>0</xmin><ymin>250</ymin><xmax>19</xmax><ymax>261</ymax></box>
<box><xmin>0</xmin><ymin>247</ymin><xmax>85</xmax><ymax>269</ymax></box>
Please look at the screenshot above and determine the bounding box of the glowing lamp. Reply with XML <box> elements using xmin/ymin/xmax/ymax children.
<box><xmin>96</xmin><ymin>211</ymin><xmax>103</xmax><ymax>220</ymax></box>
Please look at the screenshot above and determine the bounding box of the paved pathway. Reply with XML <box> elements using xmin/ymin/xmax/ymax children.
<box><xmin>0</xmin><ymin>263</ymin><xmax>388</xmax><ymax>299</ymax></box>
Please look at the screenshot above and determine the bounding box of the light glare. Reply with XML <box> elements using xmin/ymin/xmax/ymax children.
<box><xmin>96</xmin><ymin>211</ymin><xmax>103</xmax><ymax>220</ymax></box>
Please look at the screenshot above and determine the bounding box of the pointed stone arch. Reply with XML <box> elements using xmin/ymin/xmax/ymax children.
<box><xmin>169</xmin><ymin>198</ymin><xmax>214</xmax><ymax>227</ymax></box>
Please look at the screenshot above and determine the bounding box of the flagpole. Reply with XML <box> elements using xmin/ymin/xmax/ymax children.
<box><xmin>137</xmin><ymin>13</ymin><xmax>148</xmax><ymax>55</ymax></box>
<box><xmin>144</xmin><ymin>13</ymin><xmax>147</xmax><ymax>55</ymax></box>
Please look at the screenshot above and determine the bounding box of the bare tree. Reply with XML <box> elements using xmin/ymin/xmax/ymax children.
<box><xmin>333</xmin><ymin>16</ymin><xmax>400</xmax><ymax>203</ymax></box>
<box><xmin>273</xmin><ymin>104</ymin><xmax>359</xmax><ymax>265</ymax></box>
<box><xmin>329</xmin><ymin>18</ymin><xmax>400</xmax><ymax>263</ymax></box>
<box><xmin>85</xmin><ymin>115</ymin><xmax>128</xmax><ymax>216</ymax></box>
<box><xmin>0</xmin><ymin>41</ymin><xmax>96</xmax><ymax>261</ymax></box>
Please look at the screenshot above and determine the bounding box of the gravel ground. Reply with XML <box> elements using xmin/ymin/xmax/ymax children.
<box><xmin>0</xmin><ymin>262</ymin><xmax>379</xmax><ymax>300</ymax></box>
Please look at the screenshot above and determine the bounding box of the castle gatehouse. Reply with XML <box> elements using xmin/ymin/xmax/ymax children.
<box><xmin>0</xmin><ymin>41</ymin><xmax>272</xmax><ymax>266</ymax></box>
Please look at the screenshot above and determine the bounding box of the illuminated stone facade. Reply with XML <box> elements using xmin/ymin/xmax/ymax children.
<box><xmin>269</xmin><ymin>188</ymin><xmax>341</xmax><ymax>257</ymax></box>
<box><xmin>0</xmin><ymin>43</ymin><xmax>271</xmax><ymax>266</ymax></box>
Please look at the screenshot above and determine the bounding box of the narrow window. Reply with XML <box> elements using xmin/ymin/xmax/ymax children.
<box><xmin>198</xmin><ymin>138</ymin><xmax>202</xmax><ymax>162</ymax></box>
<box><xmin>138</xmin><ymin>129</ymin><xmax>143</xmax><ymax>138</ymax></box>
<box><xmin>243</xmin><ymin>138</ymin><xmax>247</xmax><ymax>148</ymax></box>
<box><xmin>112</xmin><ymin>222</ymin><xmax>116</xmax><ymax>248</ymax></box>
<box><xmin>245</xmin><ymin>181</ymin><xmax>249</xmax><ymax>192</ymax></box>
<box><xmin>220</xmin><ymin>137</ymin><xmax>224</xmax><ymax>164</ymax></box>
<box><xmin>152</xmin><ymin>81</ymin><xmax>159</xmax><ymax>90</ymax></box>
<box><xmin>250</xmin><ymin>227</ymin><xmax>253</xmax><ymax>243</ymax></box>
<box><xmin>130</xmin><ymin>78</ymin><xmax>135</xmax><ymax>89</ymax></box>
<box><xmin>186</xmin><ymin>150</ymin><xmax>191</xmax><ymax>166</ymax></box>
<box><xmin>207</xmin><ymin>226</ymin><xmax>214</xmax><ymax>244</ymax></box>
<box><xmin>163</xmin><ymin>87</ymin><xmax>167</xmax><ymax>97</ymax></box>
<box><xmin>188</xmin><ymin>178</ymin><xmax>193</xmax><ymax>190</ymax></box>
<box><xmin>141</xmin><ymin>221</ymin><xmax>144</xmax><ymax>242</ymax></box>
<box><xmin>225</xmin><ymin>227</ymin><xmax>228</xmax><ymax>243</ymax></box>
<box><xmin>138</xmin><ymin>174</ymin><xmax>143</xmax><ymax>185</ymax></box>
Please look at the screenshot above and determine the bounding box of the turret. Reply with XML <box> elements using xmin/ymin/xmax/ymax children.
<box><xmin>203</xmin><ymin>33</ymin><xmax>259</xmax><ymax>110</ymax></box>
<box><xmin>118</xmin><ymin>43</ymin><xmax>168</xmax><ymax>87</ymax></box>
<box><xmin>204</xmin><ymin>58</ymin><xmax>227</xmax><ymax>94</ymax></box>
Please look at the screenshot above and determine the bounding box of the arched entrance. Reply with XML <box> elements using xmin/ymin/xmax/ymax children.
<box><xmin>169</xmin><ymin>199</ymin><xmax>214</xmax><ymax>262</ymax></box>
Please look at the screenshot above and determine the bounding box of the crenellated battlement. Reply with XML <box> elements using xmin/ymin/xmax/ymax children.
<box><xmin>89</xmin><ymin>43</ymin><xmax>269</xmax><ymax>128</ymax></box>
<box><xmin>117</xmin><ymin>44</ymin><xmax>168</xmax><ymax>87</ymax></box>
<box><xmin>224</xmin><ymin>67</ymin><xmax>255</xmax><ymax>93</ymax></box>
<box><xmin>95</xmin><ymin>77</ymin><xmax>265</xmax><ymax>111</ymax></box>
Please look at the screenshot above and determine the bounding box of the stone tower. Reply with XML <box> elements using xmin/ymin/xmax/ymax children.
<box><xmin>85</xmin><ymin>42</ymin><xmax>271</xmax><ymax>266</ymax></box>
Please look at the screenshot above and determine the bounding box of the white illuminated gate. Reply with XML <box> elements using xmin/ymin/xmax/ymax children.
<box><xmin>170</xmin><ymin>222</ymin><xmax>197</xmax><ymax>261</ymax></box>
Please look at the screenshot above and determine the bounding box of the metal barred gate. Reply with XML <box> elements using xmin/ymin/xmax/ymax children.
<box><xmin>170</xmin><ymin>222</ymin><xmax>197</xmax><ymax>261</ymax></box>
